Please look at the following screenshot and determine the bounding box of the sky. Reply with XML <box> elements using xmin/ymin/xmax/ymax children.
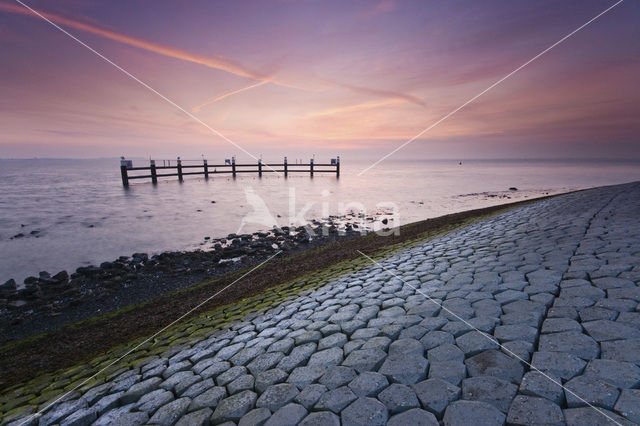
<box><xmin>0</xmin><ymin>0</ymin><xmax>639</xmax><ymax>161</ymax></box>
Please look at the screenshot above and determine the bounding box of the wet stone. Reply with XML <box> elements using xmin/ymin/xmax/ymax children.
<box><xmin>340</xmin><ymin>397</ymin><xmax>389</xmax><ymax>426</ymax></box>
<box><xmin>377</xmin><ymin>383</ymin><xmax>420</xmax><ymax>414</ymax></box>
<box><xmin>264</xmin><ymin>403</ymin><xmax>307</xmax><ymax>426</ymax></box>
<box><xmin>387</xmin><ymin>408</ymin><xmax>439</xmax><ymax>426</ymax></box>
<box><xmin>148</xmin><ymin>397</ymin><xmax>190</xmax><ymax>426</ymax></box>
<box><xmin>412</xmin><ymin>378</ymin><xmax>461</xmax><ymax>417</ymax></box>
<box><xmin>506</xmin><ymin>395</ymin><xmax>564</xmax><ymax>426</ymax></box>
<box><xmin>443</xmin><ymin>400</ymin><xmax>505</xmax><ymax>426</ymax></box>
<box><xmin>462</xmin><ymin>376</ymin><xmax>518</xmax><ymax>413</ymax></box>
<box><xmin>314</xmin><ymin>386</ymin><xmax>357</xmax><ymax>413</ymax></box>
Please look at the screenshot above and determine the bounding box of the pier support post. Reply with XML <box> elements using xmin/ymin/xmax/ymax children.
<box><xmin>284</xmin><ymin>156</ymin><xmax>288</xmax><ymax>178</ymax></box>
<box><xmin>204</xmin><ymin>159</ymin><xmax>209</xmax><ymax>179</ymax></box>
<box><xmin>177</xmin><ymin>157</ymin><xmax>183</xmax><ymax>182</ymax></box>
<box><xmin>310</xmin><ymin>158</ymin><xmax>314</xmax><ymax>177</ymax></box>
<box><xmin>258</xmin><ymin>159</ymin><xmax>262</xmax><ymax>177</ymax></box>
<box><xmin>120</xmin><ymin>156</ymin><xmax>129</xmax><ymax>187</ymax></box>
<box><xmin>232</xmin><ymin>156</ymin><xmax>236</xmax><ymax>178</ymax></box>
<box><xmin>150</xmin><ymin>159</ymin><xmax>157</xmax><ymax>184</ymax></box>
<box><xmin>336</xmin><ymin>155</ymin><xmax>340</xmax><ymax>178</ymax></box>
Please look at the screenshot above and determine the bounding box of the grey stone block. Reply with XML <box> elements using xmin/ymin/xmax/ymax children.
<box><xmin>308</xmin><ymin>347</ymin><xmax>344</xmax><ymax>368</ymax></box>
<box><xmin>427</xmin><ymin>343</ymin><xmax>464</xmax><ymax>362</ymax></box>
<box><xmin>462</xmin><ymin>376</ymin><xmax>517</xmax><ymax>413</ymax></box>
<box><xmin>149</xmin><ymin>397</ymin><xmax>190</xmax><ymax>426</ymax></box>
<box><xmin>255</xmin><ymin>369</ymin><xmax>288</xmax><ymax>393</ymax></box>
<box><xmin>541</xmin><ymin>318</ymin><xmax>582</xmax><ymax>334</ymax></box>
<box><xmin>443</xmin><ymin>400</ymin><xmax>505</xmax><ymax>426</ymax></box>
<box><xmin>136</xmin><ymin>389</ymin><xmax>175</xmax><ymax>414</ymax></box>
<box><xmin>465</xmin><ymin>350</ymin><xmax>524</xmax><ymax>383</ymax></box>
<box><xmin>614</xmin><ymin>389</ymin><xmax>640</xmax><ymax>424</ymax></box>
<box><xmin>238</xmin><ymin>407</ymin><xmax>271</xmax><ymax>426</ymax></box>
<box><xmin>564</xmin><ymin>407</ymin><xmax>633</xmax><ymax>426</ymax></box>
<box><xmin>412</xmin><ymin>378</ymin><xmax>461</xmax><ymax>417</ymax></box>
<box><xmin>264</xmin><ymin>403</ymin><xmax>307</xmax><ymax>426</ymax></box>
<box><xmin>256</xmin><ymin>383</ymin><xmax>299</xmax><ymax>412</ymax></box>
<box><xmin>530</xmin><ymin>351</ymin><xmax>586</xmax><ymax>380</ymax></box>
<box><xmin>211</xmin><ymin>390</ymin><xmax>257</xmax><ymax>424</ymax></box>
<box><xmin>601</xmin><ymin>338</ymin><xmax>640</xmax><ymax>363</ymax></box>
<box><xmin>294</xmin><ymin>384</ymin><xmax>328</xmax><ymax>409</ymax></box>
<box><xmin>584</xmin><ymin>359</ymin><xmax>640</xmax><ymax>388</ymax></box>
<box><xmin>377</xmin><ymin>383</ymin><xmax>420</xmax><ymax>414</ymax></box>
<box><xmin>538</xmin><ymin>331</ymin><xmax>599</xmax><ymax>359</ymax></box>
<box><xmin>428</xmin><ymin>360</ymin><xmax>466</xmax><ymax>386</ymax></box>
<box><xmin>341</xmin><ymin>397</ymin><xmax>389</xmax><ymax>426</ymax></box>
<box><xmin>342</xmin><ymin>348</ymin><xmax>387</xmax><ymax>373</ymax></box>
<box><xmin>319</xmin><ymin>366</ymin><xmax>357</xmax><ymax>390</ymax></box>
<box><xmin>314</xmin><ymin>386</ymin><xmax>357</xmax><ymax>413</ymax></box>
<box><xmin>378</xmin><ymin>354</ymin><xmax>429</xmax><ymax>385</ymax></box>
<box><xmin>519</xmin><ymin>371</ymin><xmax>564</xmax><ymax>405</ymax></box>
<box><xmin>347</xmin><ymin>371</ymin><xmax>389</xmax><ymax>397</ymax></box>
<box><xmin>506</xmin><ymin>395</ymin><xmax>564</xmax><ymax>426</ymax></box>
<box><xmin>299</xmin><ymin>411</ymin><xmax>341</xmax><ymax>426</ymax></box>
<box><xmin>287</xmin><ymin>366</ymin><xmax>326</xmax><ymax>388</ymax></box>
<box><xmin>564</xmin><ymin>375</ymin><xmax>619</xmax><ymax>410</ymax></box>
<box><xmin>456</xmin><ymin>331</ymin><xmax>499</xmax><ymax>355</ymax></box>
<box><xmin>387</xmin><ymin>408</ymin><xmax>438</xmax><ymax>426</ymax></box>
<box><xmin>175</xmin><ymin>408</ymin><xmax>212</xmax><ymax>426</ymax></box>
<box><xmin>583</xmin><ymin>319</ymin><xmax>640</xmax><ymax>342</ymax></box>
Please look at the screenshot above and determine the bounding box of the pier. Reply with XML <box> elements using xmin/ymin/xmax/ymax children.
<box><xmin>119</xmin><ymin>156</ymin><xmax>340</xmax><ymax>186</ymax></box>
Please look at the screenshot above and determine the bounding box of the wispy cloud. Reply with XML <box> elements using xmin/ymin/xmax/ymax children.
<box><xmin>363</xmin><ymin>0</ymin><xmax>395</xmax><ymax>19</ymax></box>
<box><xmin>192</xmin><ymin>81</ymin><xmax>268</xmax><ymax>113</ymax></box>
<box><xmin>0</xmin><ymin>2</ymin><xmax>269</xmax><ymax>80</ymax></box>
<box><xmin>303</xmin><ymin>98</ymin><xmax>405</xmax><ymax>118</ymax></box>
<box><xmin>332</xmin><ymin>81</ymin><xmax>426</xmax><ymax>107</ymax></box>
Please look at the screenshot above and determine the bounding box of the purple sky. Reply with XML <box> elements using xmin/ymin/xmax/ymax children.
<box><xmin>0</xmin><ymin>0</ymin><xmax>638</xmax><ymax>160</ymax></box>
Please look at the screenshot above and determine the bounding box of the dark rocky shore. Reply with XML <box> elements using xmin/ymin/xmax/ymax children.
<box><xmin>0</xmin><ymin>215</ymin><xmax>389</xmax><ymax>343</ymax></box>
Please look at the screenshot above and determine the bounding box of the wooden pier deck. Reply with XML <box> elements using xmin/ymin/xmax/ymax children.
<box><xmin>120</xmin><ymin>156</ymin><xmax>340</xmax><ymax>186</ymax></box>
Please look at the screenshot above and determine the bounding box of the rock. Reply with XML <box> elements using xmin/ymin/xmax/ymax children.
<box><xmin>443</xmin><ymin>400</ymin><xmax>505</xmax><ymax>426</ymax></box>
<box><xmin>59</xmin><ymin>408</ymin><xmax>97</xmax><ymax>426</ymax></box>
<box><xmin>462</xmin><ymin>376</ymin><xmax>518</xmax><ymax>413</ymax></box>
<box><xmin>506</xmin><ymin>395</ymin><xmax>564</xmax><ymax>426</ymax></box>
<box><xmin>519</xmin><ymin>371</ymin><xmax>564</xmax><ymax>405</ymax></box>
<box><xmin>584</xmin><ymin>359</ymin><xmax>640</xmax><ymax>388</ymax></box>
<box><xmin>563</xmin><ymin>407</ymin><xmax>633</xmax><ymax>426</ymax></box>
<box><xmin>227</xmin><ymin>375</ymin><xmax>255</xmax><ymax>395</ymax></box>
<box><xmin>377</xmin><ymin>383</ymin><xmax>420</xmax><ymax>414</ymax></box>
<box><xmin>256</xmin><ymin>383</ymin><xmax>299</xmax><ymax>412</ymax></box>
<box><xmin>530</xmin><ymin>351</ymin><xmax>586</xmax><ymax>380</ymax></box>
<box><xmin>428</xmin><ymin>360</ymin><xmax>466</xmax><ymax>386</ymax></box>
<box><xmin>341</xmin><ymin>397</ymin><xmax>388</xmax><ymax>426</ymax></box>
<box><xmin>211</xmin><ymin>390</ymin><xmax>257</xmax><ymax>424</ymax></box>
<box><xmin>601</xmin><ymin>338</ymin><xmax>640</xmax><ymax>363</ymax></box>
<box><xmin>342</xmin><ymin>348</ymin><xmax>387</xmax><ymax>373</ymax></box>
<box><xmin>614</xmin><ymin>389</ymin><xmax>640</xmax><ymax>424</ymax></box>
<box><xmin>37</xmin><ymin>398</ymin><xmax>88</xmax><ymax>426</ymax></box>
<box><xmin>456</xmin><ymin>331</ymin><xmax>499</xmax><ymax>355</ymax></box>
<box><xmin>583</xmin><ymin>319</ymin><xmax>640</xmax><ymax>342</ymax></box>
<box><xmin>264</xmin><ymin>403</ymin><xmax>307</xmax><ymax>426</ymax></box>
<box><xmin>294</xmin><ymin>384</ymin><xmax>328</xmax><ymax>409</ymax></box>
<box><xmin>387</xmin><ymin>408</ymin><xmax>438</xmax><ymax>426</ymax></box>
<box><xmin>307</xmin><ymin>347</ymin><xmax>343</xmax><ymax>368</ymax></box>
<box><xmin>287</xmin><ymin>366</ymin><xmax>325</xmax><ymax>388</ymax></box>
<box><xmin>238</xmin><ymin>407</ymin><xmax>271</xmax><ymax>426</ymax></box>
<box><xmin>188</xmin><ymin>387</ymin><xmax>227</xmax><ymax>412</ymax></box>
<box><xmin>255</xmin><ymin>369</ymin><xmax>288</xmax><ymax>393</ymax></box>
<box><xmin>299</xmin><ymin>411</ymin><xmax>341</xmax><ymax>426</ymax></box>
<box><xmin>247</xmin><ymin>352</ymin><xmax>285</xmax><ymax>375</ymax></box>
<box><xmin>347</xmin><ymin>371</ymin><xmax>389</xmax><ymax>397</ymax></box>
<box><xmin>175</xmin><ymin>408</ymin><xmax>213</xmax><ymax>426</ymax></box>
<box><xmin>564</xmin><ymin>375</ymin><xmax>619</xmax><ymax>410</ymax></box>
<box><xmin>378</xmin><ymin>354</ymin><xmax>428</xmax><ymax>385</ymax></box>
<box><xmin>465</xmin><ymin>350</ymin><xmax>524</xmax><ymax>383</ymax></box>
<box><xmin>314</xmin><ymin>386</ymin><xmax>357</xmax><ymax>413</ymax></box>
<box><xmin>538</xmin><ymin>331</ymin><xmax>599</xmax><ymax>359</ymax></box>
<box><xmin>136</xmin><ymin>389</ymin><xmax>175</xmax><ymax>414</ymax></box>
<box><xmin>148</xmin><ymin>397</ymin><xmax>191</xmax><ymax>426</ymax></box>
<box><xmin>412</xmin><ymin>378</ymin><xmax>460</xmax><ymax>417</ymax></box>
<box><xmin>120</xmin><ymin>377</ymin><xmax>161</xmax><ymax>403</ymax></box>
<box><xmin>319</xmin><ymin>366</ymin><xmax>357</xmax><ymax>390</ymax></box>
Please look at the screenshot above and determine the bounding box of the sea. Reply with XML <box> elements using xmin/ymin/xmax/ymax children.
<box><xmin>1</xmin><ymin>158</ymin><xmax>639</xmax><ymax>284</ymax></box>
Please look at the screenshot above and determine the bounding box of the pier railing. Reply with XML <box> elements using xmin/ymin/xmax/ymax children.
<box><xmin>120</xmin><ymin>156</ymin><xmax>340</xmax><ymax>186</ymax></box>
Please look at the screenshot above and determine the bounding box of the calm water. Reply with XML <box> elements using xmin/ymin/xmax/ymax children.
<box><xmin>1</xmin><ymin>158</ymin><xmax>639</xmax><ymax>283</ymax></box>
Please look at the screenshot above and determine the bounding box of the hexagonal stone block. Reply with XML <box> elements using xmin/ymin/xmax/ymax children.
<box><xmin>264</xmin><ymin>403</ymin><xmax>308</xmax><ymax>426</ymax></box>
<box><xmin>319</xmin><ymin>366</ymin><xmax>357</xmax><ymax>390</ymax></box>
<box><xmin>137</xmin><ymin>389</ymin><xmax>175</xmax><ymax>414</ymax></box>
<box><xmin>388</xmin><ymin>338</ymin><xmax>424</xmax><ymax>357</ymax></box>
<box><xmin>462</xmin><ymin>376</ymin><xmax>518</xmax><ymax>413</ymax></box>
<box><xmin>318</xmin><ymin>333</ymin><xmax>348</xmax><ymax>350</ymax></box>
<box><xmin>428</xmin><ymin>361</ymin><xmax>466</xmax><ymax>386</ymax></box>
<box><xmin>256</xmin><ymin>383</ymin><xmax>299</xmax><ymax>412</ymax></box>
<box><xmin>465</xmin><ymin>350</ymin><xmax>524</xmax><ymax>383</ymax></box>
<box><xmin>506</xmin><ymin>395</ymin><xmax>564</xmax><ymax>426</ymax></box>
<box><xmin>519</xmin><ymin>372</ymin><xmax>564</xmax><ymax>405</ymax></box>
<box><xmin>347</xmin><ymin>371</ymin><xmax>389</xmax><ymax>397</ymax></box>
<box><xmin>378</xmin><ymin>354</ymin><xmax>428</xmax><ymax>385</ymax></box>
<box><xmin>149</xmin><ymin>398</ymin><xmax>190</xmax><ymax>426</ymax></box>
<box><xmin>541</xmin><ymin>318</ymin><xmax>582</xmax><ymax>334</ymax></box>
<box><xmin>601</xmin><ymin>338</ymin><xmax>640</xmax><ymax>363</ymax></box>
<box><xmin>238</xmin><ymin>407</ymin><xmax>271</xmax><ymax>426</ymax></box>
<box><xmin>582</xmin><ymin>320</ymin><xmax>640</xmax><ymax>342</ymax></box>
<box><xmin>420</xmin><ymin>331</ymin><xmax>454</xmax><ymax>350</ymax></box>
<box><xmin>211</xmin><ymin>390</ymin><xmax>257</xmax><ymax>424</ymax></box>
<box><xmin>456</xmin><ymin>331</ymin><xmax>499</xmax><ymax>356</ymax></box>
<box><xmin>287</xmin><ymin>366</ymin><xmax>326</xmax><ymax>388</ymax></box>
<box><xmin>246</xmin><ymin>352</ymin><xmax>285</xmax><ymax>375</ymax></box>
<box><xmin>538</xmin><ymin>332</ymin><xmax>599</xmax><ymax>360</ymax></box>
<box><xmin>216</xmin><ymin>366</ymin><xmax>248</xmax><ymax>387</ymax></box>
<box><xmin>175</xmin><ymin>408</ymin><xmax>212</xmax><ymax>426</ymax></box>
<box><xmin>493</xmin><ymin>325</ymin><xmax>538</xmax><ymax>344</ymax></box>
<box><xmin>387</xmin><ymin>408</ymin><xmax>438</xmax><ymax>426</ymax></box>
<box><xmin>412</xmin><ymin>378</ymin><xmax>460</xmax><ymax>417</ymax></box>
<box><xmin>563</xmin><ymin>407</ymin><xmax>634</xmax><ymax>426</ymax></box>
<box><xmin>530</xmin><ymin>351</ymin><xmax>586</xmax><ymax>380</ymax></box>
<box><xmin>378</xmin><ymin>383</ymin><xmax>420</xmax><ymax>414</ymax></box>
<box><xmin>255</xmin><ymin>369</ymin><xmax>288</xmax><ymax>393</ymax></box>
<box><xmin>342</xmin><ymin>348</ymin><xmax>387</xmax><ymax>373</ymax></box>
<box><xmin>443</xmin><ymin>400</ymin><xmax>505</xmax><ymax>426</ymax></box>
<box><xmin>427</xmin><ymin>344</ymin><xmax>464</xmax><ymax>362</ymax></box>
<box><xmin>341</xmin><ymin>397</ymin><xmax>389</xmax><ymax>426</ymax></box>
<box><xmin>564</xmin><ymin>375</ymin><xmax>619</xmax><ymax>410</ymax></box>
<box><xmin>299</xmin><ymin>411</ymin><xmax>341</xmax><ymax>426</ymax></box>
<box><xmin>584</xmin><ymin>359</ymin><xmax>640</xmax><ymax>388</ymax></box>
<box><xmin>614</xmin><ymin>389</ymin><xmax>640</xmax><ymax>424</ymax></box>
<box><xmin>294</xmin><ymin>384</ymin><xmax>328</xmax><ymax>409</ymax></box>
<box><xmin>308</xmin><ymin>347</ymin><xmax>344</xmax><ymax>368</ymax></box>
<box><xmin>314</xmin><ymin>386</ymin><xmax>357</xmax><ymax>413</ymax></box>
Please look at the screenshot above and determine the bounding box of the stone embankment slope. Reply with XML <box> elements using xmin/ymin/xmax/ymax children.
<box><xmin>3</xmin><ymin>182</ymin><xmax>640</xmax><ymax>425</ymax></box>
